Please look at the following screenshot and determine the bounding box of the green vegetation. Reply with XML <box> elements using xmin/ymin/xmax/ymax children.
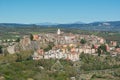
<box><xmin>15</xmin><ymin>37</ymin><xmax>20</xmax><ymax>42</ymax></box>
<box><xmin>0</xmin><ymin>52</ymin><xmax>120</xmax><ymax>80</ymax></box>
<box><xmin>44</xmin><ymin>42</ymin><xmax>54</xmax><ymax>51</ymax></box>
<box><xmin>115</xmin><ymin>44</ymin><xmax>120</xmax><ymax>48</ymax></box>
<box><xmin>0</xmin><ymin>26</ymin><xmax>120</xmax><ymax>80</ymax></box>
<box><xmin>0</xmin><ymin>26</ymin><xmax>120</xmax><ymax>44</ymax></box>
<box><xmin>80</xmin><ymin>53</ymin><xmax>120</xmax><ymax>71</ymax></box>
<box><xmin>0</xmin><ymin>45</ymin><xmax>2</xmax><ymax>53</ymax></box>
<box><xmin>30</xmin><ymin>34</ymin><xmax>33</xmax><ymax>41</ymax></box>
<box><xmin>97</xmin><ymin>44</ymin><xmax>107</xmax><ymax>56</ymax></box>
<box><xmin>80</xmin><ymin>39</ymin><xmax>86</xmax><ymax>44</ymax></box>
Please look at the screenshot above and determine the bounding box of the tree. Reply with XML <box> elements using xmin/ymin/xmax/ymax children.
<box><xmin>44</xmin><ymin>45</ymin><xmax>52</xmax><ymax>52</ymax></box>
<box><xmin>80</xmin><ymin>39</ymin><xmax>86</xmax><ymax>44</ymax></box>
<box><xmin>16</xmin><ymin>53</ymin><xmax>22</xmax><ymax>62</ymax></box>
<box><xmin>115</xmin><ymin>44</ymin><xmax>120</xmax><ymax>48</ymax></box>
<box><xmin>97</xmin><ymin>48</ymin><xmax>101</xmax><ymax>56</ymax></box>
<box><xmin>92</xmin><ymin>44</ymin><xmax>95</xmax><ymax>49</ymax></box>
<box><xmin>30</xmin><ymin>34</ymin><xmax>33</xmax><ymax>41</ymax></box>
<box><xmin>100</xmin><ymin>44</ymin><xmax>107</xmax><ymax>52</ymax></box>
<box><xmin>97</xmin><ymin>44</ymin><xmax>107</xmax><ymax>56</ymax></box>
<box><xmin>0</xmin><ymin>45</ymin><xmax>2</xmax><ymax>53</ymax></box>
<box><xmin>16</xmin><ymin>38</ymin><xmax>20</xmax><ymax>42</ymax></box>
<box><xmin>44</xmin><ymin>42</ymin><xmax>54</xmax><ymax>52</ymax></box>
<box><xmin>49</xmin><ymin>42</ymin><xmax>55</xmax><ymax>48</ymax></box>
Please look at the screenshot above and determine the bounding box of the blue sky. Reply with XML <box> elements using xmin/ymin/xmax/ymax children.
<box><xmin>0</xmin><ymin>0</ymin><xmax>120</xmax><ymax>23</ymax></box>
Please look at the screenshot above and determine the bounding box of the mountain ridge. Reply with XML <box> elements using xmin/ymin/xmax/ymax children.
<box><xmin>0</xmin><ymin>21</ymin><xmax>120</xmax><ymax>31</ymax></box>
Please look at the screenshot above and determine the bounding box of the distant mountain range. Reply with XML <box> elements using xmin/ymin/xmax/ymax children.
<box><xmin>55</xmin><ymin>21</ymin><xmax>120</xmax><ymax>31</ymax></box>
<box><xmin>35</xmin><ymin>21</ymin><xmax>85</xmax><ymax>25</ymax></box>
<box><xmin>0</xmin><ymin>21</ymin><xmax>120</xmax><ymax>31</ymax></box>
<box><xmin>35</xmin><ymin>22</ymin><xmax>59</xmax><ymax>25</ymax></box>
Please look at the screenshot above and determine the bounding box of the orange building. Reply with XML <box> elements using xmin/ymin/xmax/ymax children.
<box><xmin>37</xmin><ymin>49</ymin><xmax>44</xmax><ymax>55</ymax></box>
<box><xmin>33</xmin><ymin>35</ymin><xmax>39</xmax><ymax>40</ymax></box>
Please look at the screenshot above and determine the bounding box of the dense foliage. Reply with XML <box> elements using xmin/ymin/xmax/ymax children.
<box><xmin>0</xmin><ymin>51</ymin><xmax>120</xmax><ymax>80</ymax></box>
<box><xmin>30</xmin><ymin>34</ymin><xmax>33</xmax><ymax>41</ymax></box>
<box><xmin>80</xmin><ymin>39</ymin><xmax>86</xmax><ymax>44</ymax></box>
<box><xmin>0</xmin><ymin>45</ymin><xmax>2</xmax><ymax>53</ymax></box>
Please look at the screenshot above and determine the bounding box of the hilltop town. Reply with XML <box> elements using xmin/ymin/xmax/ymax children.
<box><xmin>0</xmin><ymin>29</ymin><xmax>120</xmax><ymax>61</ymax></box>
<box><xmin>0</xmin><ymin>29</ymin><xmax>120</xmax><ymax>80</ymax></box>
<box><xmin>1</xmin><ymin>0</ymin><xmax>120</xmax><ymax>79</ymax></box>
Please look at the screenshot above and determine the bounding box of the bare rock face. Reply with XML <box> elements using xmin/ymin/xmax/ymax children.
<box><xmin>20</xmin><ymin>36</ymin><xmax>32</xmax><ymax>51</ymax></box>
<box><xmin>7</xmin><ymin>45</ymin><xmax>15</xmax><ymax>54</ymax></box>
<box><xmin>31</xmin><ymin>41</ymin><xmax>41</xmax><ymax>51</ymax></box>
<box><xmin>6</xmin><ymin>35</ymin><xmax>50</xmax><ymax>54</ymax></box>
<box><xmin>18</xmin><ymin>36</ymin><xmax>42</xmax><ymax>51</ymax></box>
<box><xmin>6</xmin><ymin>43</ymin><xmax>20</xmax><ymax>54</ymax></box>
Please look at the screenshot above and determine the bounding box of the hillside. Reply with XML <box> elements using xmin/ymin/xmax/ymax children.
<box><xmin>0</xmin><ymin>21</ymin><xmax>120</xmax><ymax>31</ymax></box>
<box><xmin>56</xmin><ymin>21</ymin><xmax>120</xmax><ymax>31</ymax></box>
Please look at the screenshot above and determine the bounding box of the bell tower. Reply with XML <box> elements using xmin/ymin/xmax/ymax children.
<box><xmin>57</xmin><ymin>29</ymin><xmax>61</xmax><ymax>35</ymax></box>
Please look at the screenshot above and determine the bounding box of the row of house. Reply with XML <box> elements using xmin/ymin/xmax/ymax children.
<box><xmin>32</xmin><ymin>49</ymin><xmax>80</xmax><ymax>61</ymax></box>
<box><xmin>1</xmin><ymin>29</ymin><xmax>120</xmax><ymax>61</ymax></box>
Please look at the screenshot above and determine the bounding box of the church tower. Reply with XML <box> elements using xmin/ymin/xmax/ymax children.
<box><xmin>57</xmin><ymin>29</ymin><xmax>61</xmax><ymax>35</ymax></box>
